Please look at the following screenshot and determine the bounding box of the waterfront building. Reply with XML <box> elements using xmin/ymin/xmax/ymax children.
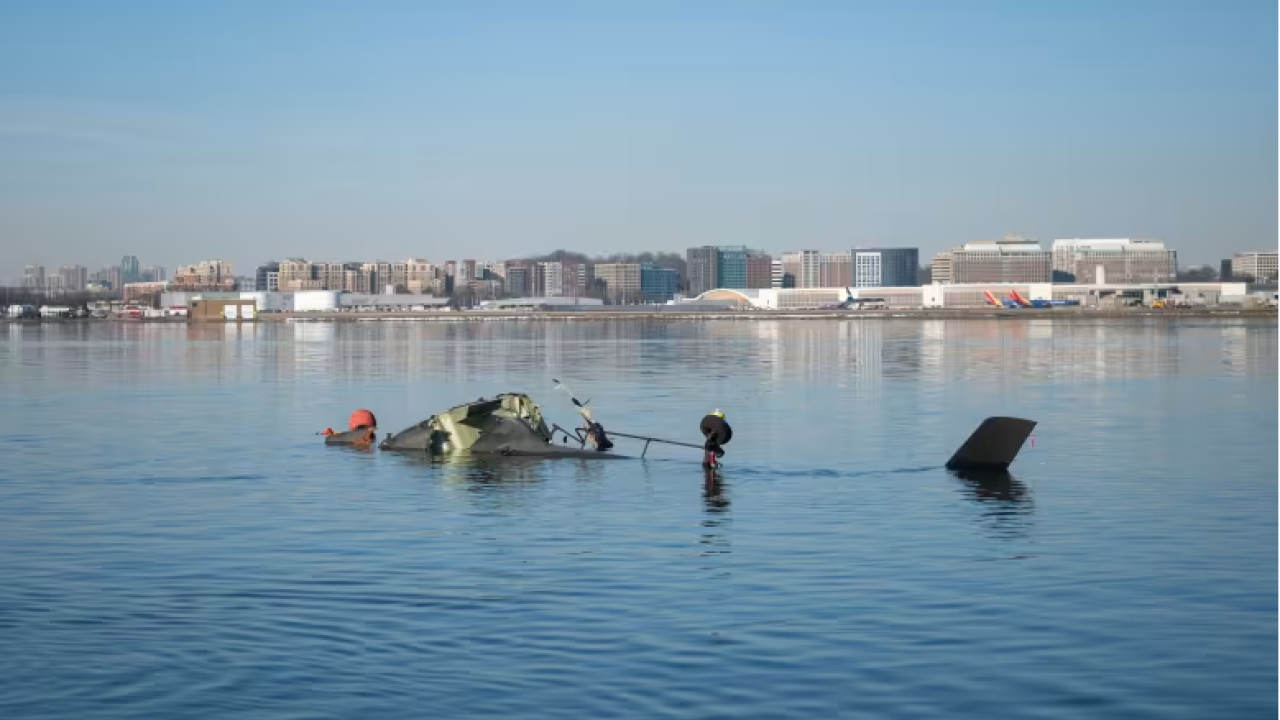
<box><xmin>120</xmin><ymin>255</ymin><xmax>141</xmax><ymax>284</ymax></box>
<box><xmin>22</xmin><ymin>265</ymin><xmax>45</xmax><ymax>290</ymax></box>
<box><xmin>780</xmin><ymin>250</ymin><xmax>821</xmax><ymax>288</ymax></box>
<box><xmin>852</xmin><ymin>247</ymin><xmax>919</xmax><ymax>287</ymax></box>
<box><xmin>686</xmin><ymin>247</ymin><xmax>716</xmax><ymax>296</ymax></box>
<box><xmin>686</xmin><ymin>245</ymin><xmax>755</xmax><ymax>294</ymax></box>
<box><xmin>1051</xmin><ymin>238</ymin><xmax>1177</xmax><ymax>283</ymax></box>
<box><xmin>716</xmin><ymin>246</ymin><xmax>748</xmax><ymax>289</ymax></box>
<box><xmin>819</xmin><ymin>252</ymin><xmax>852</xmax><ymax>288</ymax></box>
<box><xmin>1230</xmin><ymin>251</ymin><xmax>1277</xmax><ymax>283</ymax></box>
<box><xmin>405</xmin><ymin>259</ymin><xmax>435</xmax><ymax>293</ymax></box>
<box><xmin>123</xmin><ymin>281</ymin><xmax>169</xmax><ymax>303</ymax></box>
<box><xmin>640</xmin><ymin>263</ymin><xmax>681</xmax><ymax>303</ymax></box>
<box><xmin>746</xmin><ymin>253</ymin><xmax>774</xmax><ymax>289</ymax></box>
<box><xmin>931</xmin><ymin>251</ymin><xmax>953</xmax><ymax>284</ymax></box>
<box><xmin>934</xmin><ymin>237</ymin><xmax>1050</xmax><ymax>284</ymax></box>
<box><xmin>255</xmin><ymin>262</ymin><xmax>280</xmax><ymax>291</ymax></box>
<box><xmin>538</xmin><ymin>261</ymin><xmax>564</xmax><ymax>297</ymax></box>
<box><xmin>58</xmin><ymin>265</ymin><xmax>87</xmax><ymax>293</ymax></box>
<box><xmin>594</xmin><ymin>263</ymin><xmax>643</xmax><ymax>303</ymax></box>
<box><xmin>173</xmin><ymin>259</ymin><xmax>236</xmax><ymax>291</ymax></box>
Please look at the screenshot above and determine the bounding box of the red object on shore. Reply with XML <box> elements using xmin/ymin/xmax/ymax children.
<box><xmin>349</xmin><ymin>409</ymin><xmax>377</xmax><ymax>430</ymax></box>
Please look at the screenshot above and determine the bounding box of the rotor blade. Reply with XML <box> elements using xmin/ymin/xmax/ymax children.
<box><xmin>553</xmin><ymin>379</ymin><xmax>591</xmax><ymax>410</ymax></box>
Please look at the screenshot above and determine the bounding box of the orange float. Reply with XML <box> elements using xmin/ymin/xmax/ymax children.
<box><xmin>349</xmin><ymin>409</ymin><xmax>377</xmax><ymax>430</ymax></box>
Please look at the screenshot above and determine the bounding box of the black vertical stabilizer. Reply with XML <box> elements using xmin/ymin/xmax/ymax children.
<box><xmin>945</xmin><ymin>417</ymin><xmax>1037</xmax><ymax>471</ymax></box>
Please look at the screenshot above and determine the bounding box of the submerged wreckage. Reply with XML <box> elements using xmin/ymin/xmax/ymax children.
<box><xmin>322</xmin><ymin>386</ymin><xmax>1038</xmax><ymax>473</ymax></box>
<box><xmin>324</xmin><ymin>385</ymin><xmax>707</xmax><ymax>461</ymax></box>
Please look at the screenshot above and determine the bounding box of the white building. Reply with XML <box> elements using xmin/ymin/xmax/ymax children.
<box><xmin>1231</xmin><ymin>251</ymin><xmax>1277</xmax><ymax>282</ymax></box>
<box><xmin>1051</xmin><ymin>238</ymin><xmax>1177</xmax><ymax>283</ymax></box>
<box><xmin>780</xmin><ymin>251</ymin><xmax>822</xmax><ymax>288</ymax></box>
<box><xmin>539</xmin><ymin>262</ymin><xmax>564</xmax><ymax>297</ymax></box>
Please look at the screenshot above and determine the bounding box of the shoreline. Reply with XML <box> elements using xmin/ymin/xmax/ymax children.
<box><xmin>5</xmin><ymin>308</ymin><xmax>1275</xmax><ymax>324</ymax></box>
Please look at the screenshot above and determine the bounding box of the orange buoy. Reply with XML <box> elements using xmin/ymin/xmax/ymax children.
<box><xmin>349</xmin><ymin>409</ymin><xmax>377</xmax><ymax>431</ymax></box>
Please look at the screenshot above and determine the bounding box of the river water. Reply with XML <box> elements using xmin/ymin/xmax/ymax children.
<box><xmin>1</xmin><ymin>318</ymin><xmax>1275</xmax><ymax>719</ymax></box>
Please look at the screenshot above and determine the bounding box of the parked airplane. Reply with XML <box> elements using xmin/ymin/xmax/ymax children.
<box><xmin>985</xmin><ymin>290</ymin><xmax>1021</xmax><ymax>309</ymax></box>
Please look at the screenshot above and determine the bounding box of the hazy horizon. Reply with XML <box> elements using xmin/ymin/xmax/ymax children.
<box><xmin>2</xmin><ymin>1</ymin><xmax>1275</xmax><ymax>279</ymax></box>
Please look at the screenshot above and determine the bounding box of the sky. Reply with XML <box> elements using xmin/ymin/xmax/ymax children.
<box><xmin>0</xmin><ymin>0</ymin><xmax>1275</xmax><ymax>279</ymax></box>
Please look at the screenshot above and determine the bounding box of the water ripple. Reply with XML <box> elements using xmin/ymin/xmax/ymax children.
<box><xmin>0</xmin><ymin>319</ymin><xmax>1275</xmax><ymax>719</ymax></box>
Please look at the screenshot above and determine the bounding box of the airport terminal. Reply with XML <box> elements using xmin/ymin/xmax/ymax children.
<box><xmin>694</xmin><ymin>281</ymin><xmax>1254</xmax><ymax>310</ymax></box>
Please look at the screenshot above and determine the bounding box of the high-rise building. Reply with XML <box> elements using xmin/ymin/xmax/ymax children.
<box><xmin>255</xmin><ymin>261</ymin><xmax>281</xmax><ymax>291</ymax></box>
<box><xmin>746</xmin><ymin>253</ymin><xmax>774</xmax><ymax>289</ymax></box>
<box><xmin>684</xmin><ymin>246</ymin><xmax>755</xmax><ymax>293</ymax></box>
<box><xmin>22</xmin><ymin>265</ymin><xmax>46</xmax><ymax>290</ymax></box>
<box><xmin>141</xmin><ymin>265</ymin><xmax>167</xmax><ymax>283</ymax></box>
<box><xmin>1220</xmin><ymin>258</ymin><xmax>1233</xmax><ymax>281</ymax></box>
<box><xmin>58</xmin><ymin>265</ymin><xmax>87</xmax><ymax>292</ymax></box>
<box><xmin>852</xmin><ymin>247</ymin><xmax>919</xmax><ymax>287</ymax></box>
<box><xmin>640</xmin><ymin>264</ymin><xmax>680</xmax><ymax>303</ymax></box>
<box><xmin>931</xmin><ymin>252</ymin><xmax>953</xmax><ymax>284</ymax></box>
<box><xmin>101</xmin><ymin>265</ymin><xmax>122</xmax><ymax>292</ymax></box>
<box><xmin>341</xmin><ymin>264</ymin><xmax>370</xmax><ymax>293</ymax></box>
<box><xmin>538</xmin><ymin>261</ymin><xmax>564</xmax><ymax>297</ymax></box>
<box><xmin>405</xmin><ymin>259</ymin><xmax>435</xmax><ymax>293</ymax></box>
<box><xmin>1230</xmin><ymin>251</ymin><xmax>1277</xmax><ymax>283</ymax></box>
<box><xmin>594</xmin><ymin>263</ymin><xmax>642</xmax><ymax>303</ymax></box>
<box><xmin>506</xmin><ymin>266</ymin><xmax>529</xmax><ymax>297</ymax></box>
<box><xmin>558</xmin><ymin>262</ymin><xmax>591</xmax><ymax>298</ymax></box>
<box><xmin>173</xmin><ymin>259</ymin><xmax>236</xmax><ymax>291</ymax></box>
<box><xmin>686</xmin><ymin>246</ymin><xmax>718</xmax><ymax>296</ymax></box>
<box><xmin>942</xmin><ymin>238</ymin><xmax>1051</xmax><ymax>284</ymax></box>
<box><xmin>1050</xmin><ymin>239</ymin><xmax>1177</xmax><ymax>284</ymax></box>
<box><xmin>770</xmin><ymin>259</ymin><xmax>784</xmax><ymax>288</ymax></box>
<box><xmin>819</xmin><ymin>252</ymin><xmax>852</xmax><ymax>288</ymax></box>
<box><xmin>278</xmin><ymin>258</ymin><xmax>317</xmax><ymax>290</ymax></box>
<box><xmin>780</xmin><ymin>251</ymin><xmax>821</xmax><ymax>288</ymax></box>
<box><xmin>120</xmin><ymin>255</ymin><xmax>140</xmax><ymax>284</ymax></box>
<box><xmin>716</xmin><ymin>246</ymin><xmax>748</xmax><ymax>289</ymax></box>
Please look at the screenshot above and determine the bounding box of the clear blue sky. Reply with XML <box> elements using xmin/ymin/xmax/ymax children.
<box><xmin>0</xmin><ymin>0</ymin><xmax>1274</xmax><ymax>278</ymax></box>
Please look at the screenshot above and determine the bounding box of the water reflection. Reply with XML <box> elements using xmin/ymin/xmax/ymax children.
<box><xmin>950</xmin><ymin>469</ymin><xmax>1034</xmax><ymax>540</ymax></box>
<box><xmin>16</xmin><ymin>317</ymin><xmax>1263</xmax><ymax>389</ymax></box>
<box><xmin>700</xmin><ymin>472</ymin><xmax>731</xmax><ymax>559</ymax></box>
<box><xmin>703</xmin><ymin>472</ymin><xmax>730</xmax><ymax>514</ymax></box>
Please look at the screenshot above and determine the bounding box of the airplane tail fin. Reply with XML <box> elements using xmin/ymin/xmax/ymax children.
<box><xmin>945</xmin><ymin>416</ymin><xmax>1037</xmax><ymax>471</ymax></box>
<box><xmin>984</xmin><ymin>290</ymin><xmax>1000</xmax><ymax>306</ymax></box>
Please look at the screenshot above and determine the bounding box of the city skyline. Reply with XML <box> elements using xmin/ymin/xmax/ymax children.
<box><xmin>2</xmin><ymin>3</ymin><xmax>1274</xmax><ymax>278</ymax></box>
<box><xmin>11</xmin><ymin>236</ymin><xmax>1267</xmax><ymax>289</ymax></box>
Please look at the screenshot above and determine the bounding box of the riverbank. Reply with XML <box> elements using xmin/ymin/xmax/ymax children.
<box><xmin>3</xmin><ymin>307</ymin><xmax>1274</xmax><ymax>324</ymax></box>
<box><xmin>265</xmin><ymin>307</ymin><xmax>1277</xmax><ymax>322</ymax></box>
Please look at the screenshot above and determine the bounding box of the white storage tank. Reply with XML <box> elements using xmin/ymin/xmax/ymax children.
<box><xmin>293</xmin><ymin>291</ymin><xmax>339</xmax><ymax>312</ymax></box>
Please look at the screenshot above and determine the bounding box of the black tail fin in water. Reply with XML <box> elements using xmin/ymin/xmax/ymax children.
<box><xmin>945</xmin><ymin>417</ymin><xmax>1037</xmax><ymax>472</ymax></box>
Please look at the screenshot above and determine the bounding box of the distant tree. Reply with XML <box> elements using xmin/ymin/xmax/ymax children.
<box><xmin>1177</xmin><ymin>265</ymin><xmax>1219</xmax><ymax>282</ymax></box>
<box><xmin>523</xmin><ymin>249</ymin><xmax>687</xmax><ymax>278</ymax></box>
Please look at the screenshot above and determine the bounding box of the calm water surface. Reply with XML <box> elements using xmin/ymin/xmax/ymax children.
<box><xmin>1</xmin><ymin>318</ymin><xmax>1275</xmax><ymax>719</ymax></box>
